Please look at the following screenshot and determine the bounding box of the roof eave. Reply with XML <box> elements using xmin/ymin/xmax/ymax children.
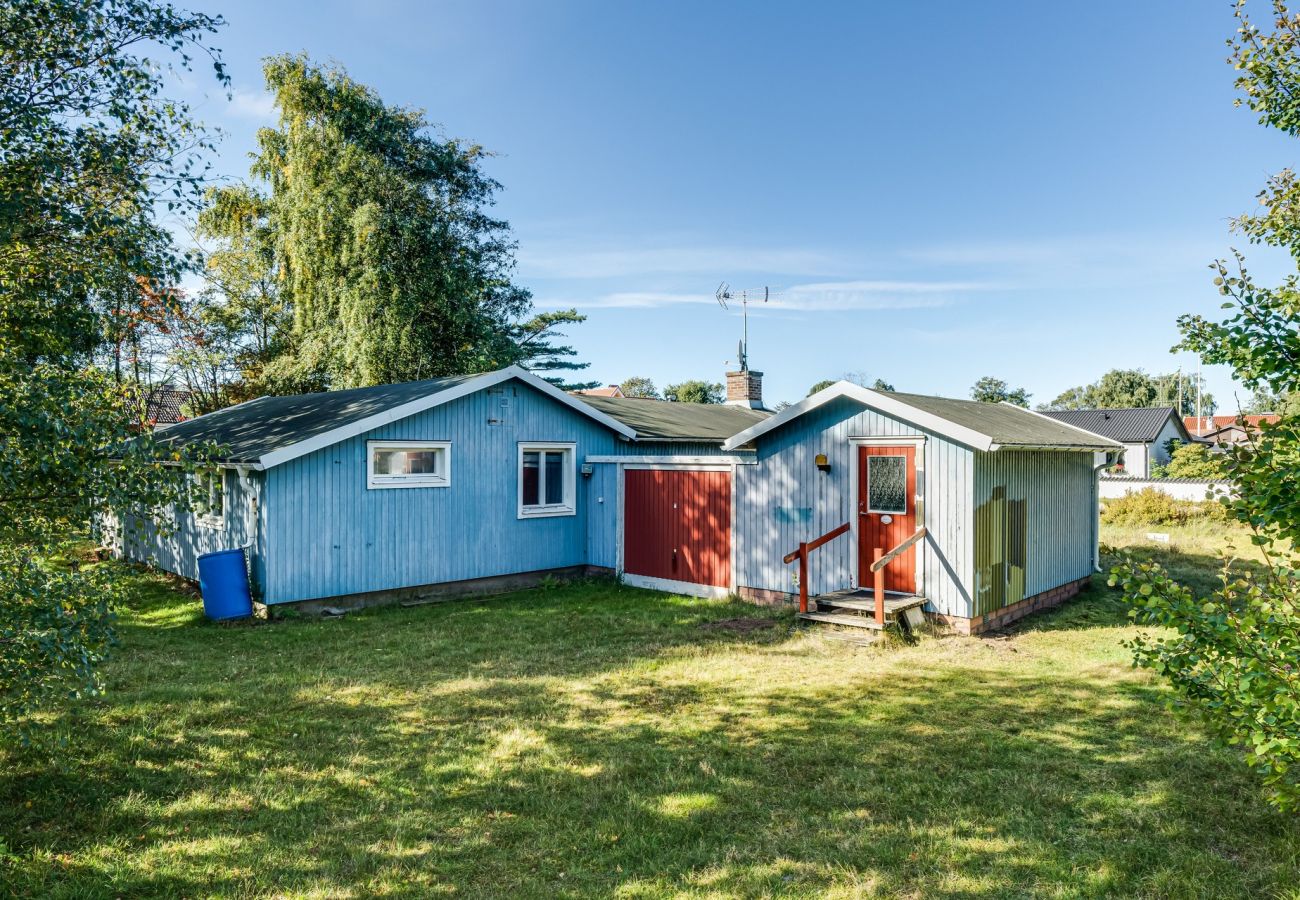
<box><xmin>256</xmin><ymin>366</ymin><xmax>637</xmax><ymax>469</ymax></box>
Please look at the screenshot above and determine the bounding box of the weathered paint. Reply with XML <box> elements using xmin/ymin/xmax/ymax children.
<box><xmin>261</xmin><ymin>381</ymin><xmax>622</xmax><ymax>604</ymax></box>
<box><xmin>732</xmin><ymin>396</ymin><xmax>974</xmax><ymax>617</ymax></box>
<box><xmin>971</xmin><ymin>449</ymin><xmax>1095</xmax><ymax>617</ymax></box>
<box><xmin>117</xmin><ymin>468</ymin><xmax>266</xmax><ymax>595</ymax></box>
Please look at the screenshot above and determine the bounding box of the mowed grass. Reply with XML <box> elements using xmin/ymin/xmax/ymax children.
<box><xmin>2</xmin><ymin>524</ymin><xmax>1299</xmax><ymax>898</ymax></box>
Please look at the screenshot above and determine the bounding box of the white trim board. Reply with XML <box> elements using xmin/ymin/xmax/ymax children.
<box><xmin>585</xmin><ymin>455</ymin><xmax>757</xmax><ymax>465</ymax></box>
<box><xmin>722</xmin><ymin>382</ymin><xmax>995</xmax><ymax>452</ymax></box>
<box><xmin>621</xmin><ymin>572</ymin><xmax>732</xmax><ymax>599</ymax></box>
<box><xmin>257</xmin><ymin>366</ymin><xmax>637</xmax><ymax>470</ymax></box>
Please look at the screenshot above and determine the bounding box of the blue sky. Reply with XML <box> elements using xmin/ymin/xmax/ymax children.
<box><xmin>179</xmin><ymin>0</ymin><xmax>1295</xmax><ymax>409</ymax></box>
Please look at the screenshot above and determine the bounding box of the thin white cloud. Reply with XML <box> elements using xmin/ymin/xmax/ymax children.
<box><xmin>534</xmin><ymin>279</ymin><xmax>994</xmax><ymax>311</ymax></box>
<box><xmin>227</xmin><ymin>87</ymin><xmax>277</xmax><ymax>122</ymax></box>
<box><xmin>517</xmin><ymin>243</ymin><xmax>847</xmax><ymax>279</ymax></box>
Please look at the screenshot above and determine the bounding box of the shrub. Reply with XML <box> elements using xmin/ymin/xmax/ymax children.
<box><xmin>1101</xmin><ymin>488</ymin><xmax>1230</xmax><ymax>527</ymax></box>
<box><xmin>1163</xmin><ymin>442</ymin><xmax>1230</xmax><ymax>480</ymax></box>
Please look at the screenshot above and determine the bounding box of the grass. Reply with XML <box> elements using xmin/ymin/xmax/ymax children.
<box><xmin>2</xmin><ymin>524</ymin><xmax>1298</xmax><ymax>898</ymax></box>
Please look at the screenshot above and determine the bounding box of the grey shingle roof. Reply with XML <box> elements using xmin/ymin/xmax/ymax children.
<box><xmin>1039</xmin><ymin>408</ymin><xmax>1184</xmax><ymax>444</ymax></box>
<box><xmin>578</xmin><ymin>395</ymin><xmax>771</xmax><ymax>441</ymax></box>
<box><xmin>883</xmin><ymin>392</ymin><xmax>1124</xmax><ymax>449</ymax></box>
<box><xmin>151</xmin><ymin>373</ymin><xmax>484</xmax><ymax>464</ymax></box>
<box><xmin>143</xmin><ymin>387</ymin><xmax>191</xmax><ymax>426</ymax></box>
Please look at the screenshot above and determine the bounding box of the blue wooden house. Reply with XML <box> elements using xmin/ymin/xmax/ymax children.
<box><xmin>113</xmin><ymin>366</ymin><xmax>1120</xmax><ymax>634</ymax></box>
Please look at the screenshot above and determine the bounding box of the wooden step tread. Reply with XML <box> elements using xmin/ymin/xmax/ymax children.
<box><xmin>797</xmin><ymin>611</ymin><xmax>885</xmax><ymax>630</ymax></box>
<box><xmin>817</xmin><ymin>595</ymin><xmax>927</xmax><ymax>614</ymax></box>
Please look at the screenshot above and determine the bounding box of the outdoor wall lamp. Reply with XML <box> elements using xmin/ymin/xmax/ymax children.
<box><xmin>815</xmin><ymin>453</ymin><xmax>831</xmax><ymax>473</ymax></box>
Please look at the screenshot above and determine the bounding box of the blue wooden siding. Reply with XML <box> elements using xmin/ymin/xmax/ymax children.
<box><xmin>732</xmin><ymin>396</ymin><xmax>974</xmax><ymax>616</ymax></box>
<box><xmin>118</xmin><ymin>469</ymin><xmax>266</xmax><ymax>594</ymax></box>
<box><xmin>261</xmin><ymin>381</ymin><xmax>622</xmax><ymax>604</ymax></box>
<box><xmin>970</xmin><ymin>450</ymin><xmax>1095</xmax><ymax>616</ymax></box>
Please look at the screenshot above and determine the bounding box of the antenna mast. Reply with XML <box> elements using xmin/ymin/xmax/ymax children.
<box><xmin>715</xmin><ymin>283</ymin><xmax>770</xmax><ymax>371</ymax></box>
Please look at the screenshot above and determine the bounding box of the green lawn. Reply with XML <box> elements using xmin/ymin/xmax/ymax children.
<box><xmin>2</xmin><ymin>525</ymin><xmax>1298</xmax><ymax>898</ymax></box>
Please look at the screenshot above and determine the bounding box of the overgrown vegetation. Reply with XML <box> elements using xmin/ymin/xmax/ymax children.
<box><xmin>1101</xmin><ymin>488</ymin><xmax>1230</xmax><ymax>527</ymax></box>
<box><xmin>0</xmin><ymin>0</ymin><xmax>224</xmax><ymax>741</ymax></box>
<box><xmin>1</xmin><ymin>547</ymin><xmax>1296</xmax><ymax>896</ymax></box>
<box><xmin>1149</xmin><ymin>440</ymin><xmax>1230</xmax><ymax>479</ymax></box>
<box><xmin>1111</xmin><ymin>0</ymin><xmax>1300</xmax><ymax>814</ymax></box>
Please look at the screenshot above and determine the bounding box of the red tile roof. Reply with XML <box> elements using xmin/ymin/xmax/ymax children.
<box><xmin>1184</xmin><ymin>414</ymin><xmax>1279</xmax><ymax>435</ymax></box>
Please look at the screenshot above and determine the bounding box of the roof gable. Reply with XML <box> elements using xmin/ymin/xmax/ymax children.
<box><xmin>1040</xmin><ymin>407</ymin><xmax>1188</xmax><ymax>444</ymax></box>
<box><xmin>721</xmin><ymin>382</ymin><xmax>1122</xmax><ymax>452</ymax></box>
<box><xmin>151</xmin><ymin>367</ymin><xmax>636</xmax><ymax>468</ymax></box>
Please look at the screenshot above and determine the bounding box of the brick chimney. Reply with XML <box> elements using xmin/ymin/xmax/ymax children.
<box><xmin>725</xmin><ymin>369</ymin><xmax>764</xmax><ymax>409</ymax></box>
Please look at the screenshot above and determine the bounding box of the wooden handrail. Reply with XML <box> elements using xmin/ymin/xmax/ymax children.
<box><xmin>782</xmin><ymin>522</ymin><xmax>850</xmax><ymax>565</ymax></box>
<box><xmin>869</xmin><ymin>526</ymin><xmax>926</xmax><ymax>572</ymax></box>
<box><xmin>784</xmin><ymin>522</ymin><xmax>850</xmax><ymax>614</ymax></box>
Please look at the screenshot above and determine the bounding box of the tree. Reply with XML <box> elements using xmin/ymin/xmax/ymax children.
<box><xmin>618</xmin><ymin>377</ymin><xmax>660</xmax><ymax>399</ymax></box>
<box><xmin>503</xmin><ymin>309</ymin><xmax>598</xmax><ymax>391</ymax></box>
<box><xmin>1111</xmin><ymin>0</ymin><xmax>1300</xmax><ymax>813</ymax></box>
<box><xmin>807</xmin><ymin>373</ymin><xmax>894</xmax><ymax>396</ymax></box>
<box><xmin>663</xmin><ymin>380</ymin><xmax>723</xmax><ymax>404</ymax></box>
<box><xmin>0</xmin><ymin>0</ymin><xmax>224</xmax><ymax>739</ymax></box>
<box><xmin>227</xmin><ymin>54</ymin><xmax>575</xmax><ymax>390</ymax></box>
<box><xmin>1152</xmin><ymin>442</ymin><xmax>1230</xmax><ymax>480</ymax></box>
<box><xmin>1042</xmin><ymin>369</ymin><xmax>1214</xmax><ymax>415</ymax></box>
<box><xmin>970</xmin><ymin>376</ymin><xmax>1030</xmax><ymax>407</ymax></box>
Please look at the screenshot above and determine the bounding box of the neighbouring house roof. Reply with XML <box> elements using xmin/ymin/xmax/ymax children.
<box><xmin>143</xmin><ymin>387</ymin><xmax>191</xmax><ymax>426</ymax></box>
<box><xmin>149</xmin><ymin>367</ymin><xmax>636</xmax><ymax>469</ymax></box>
<box><xmin>578</xmin><ymin>395</ymin><xmax>771</xmax><ymax>441</ymax></box>
<box><xmin>722</xmin><ymin>382</ymin><xmax>1123</xmax><ymax>453</ymax></box>
<box><xmin>573</xmin><ymin>385</ymin><xmax>625</xmax><ymax>398</ymax></box>
<box><xmin>1040</xmin><ymin>408</ymin><xmax>1190</xmax><ymax>444</ymax></box>
<box><xmin>1184</xmin><ymin>413</ymin><xmax>1279</xmax><ymax>436</ymax></box>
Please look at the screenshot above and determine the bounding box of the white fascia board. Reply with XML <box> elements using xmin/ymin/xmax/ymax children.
<box><xmin>1001</xmin><ymin>402</ymin><xmax>1124</xmax><ymax>451</ymax></box>
<box><xmin>722</xmin><ymin>382</ymin><xmax>996</xmax><ymax>452</ymax></box>
<box><xmin>585</xmin><ymin>454</ymin><xmax>758</xmax><ymax>465</ymax></box>
<box><xmin>258</xmin><ymin>366</ymin><xmax>637</xmax><ymax>469</ymax></box>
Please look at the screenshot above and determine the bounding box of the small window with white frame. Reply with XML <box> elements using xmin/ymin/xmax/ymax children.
<box><xmin>518</xmin><ymin>442</ymin><xmax>576</xmax><ymax>518</ymax></box>
<box><xmin>194</xmin><ymin>469</ymin><xmax>225</xmax><ymax>527</ymax></box>
<box><xmin>367</xmin><ymin>440</ymin><xmax>451</xmax><ymax>489</ymax></box>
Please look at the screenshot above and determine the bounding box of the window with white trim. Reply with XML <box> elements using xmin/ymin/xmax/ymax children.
<box><xmin>518</xmin><ymin>442</ymin><xmax>576</xmax><ymax>518</ymax></box>
<box><xmin>194</xmin><ymin>469</ymin><xmax>225</xmax><ymax>527</ymax></box>
<box><xmin>367</xmin><ymin>440</ymin><xmax>451</xmax><ymax>489</ymax></box>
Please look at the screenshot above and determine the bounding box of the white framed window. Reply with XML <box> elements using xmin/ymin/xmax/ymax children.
<box><xmin>518</xmin><ymin>442</ymin><xmax>576</xmax><ymax>518</ymax></box>
<box><xmin>194</xmin><ymin>469</ymin><xmax>225</xmax><ymax>528</ymax></box>
<box><xmin>367</xmin><ymin>440</ymin><xmax>452</xmax><ymax>489</ymax></box>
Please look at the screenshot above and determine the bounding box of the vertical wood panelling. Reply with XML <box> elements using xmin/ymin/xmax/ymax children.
<box><xmin>731</xmin><ymin>396</ymin><xmax>974</xmax><ymax>616</ymax></box>
<box><xmin>262</xmin><ymin>383</ymin><xmax>622</xmax><ymax>603</ymax></box>
<box><xmin>119</xmin><ymin>470</ymin><xmax>263</xmax><ymax>592</ymax></box>
<box><xmin>971</xmin><ymin>450</ymin><xmax>1094</xmax><ymax>616</ymax></box>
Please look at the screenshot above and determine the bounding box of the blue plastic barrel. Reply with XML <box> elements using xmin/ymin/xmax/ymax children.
<box><xmin>197</xmin><ymin>548</ymin><xmax>254</xmax><ymax>621</ymax></box>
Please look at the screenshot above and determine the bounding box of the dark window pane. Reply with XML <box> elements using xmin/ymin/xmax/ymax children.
<box><xmin>868</xmin><ymin>456</ymin><xmax>906</xmax><ymax>513</ymax></box>
<box><xmin>522</xmin><ymin>451</ymin><xmax>540</xmax><ymax>506</ymax></box>
<box><xmin>544</xmin><ymin>451</ymin><xmax>564</xmax><ymax>505</ymax></box>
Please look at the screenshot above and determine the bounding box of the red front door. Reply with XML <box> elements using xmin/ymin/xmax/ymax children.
<box><xmin>858</xmin><ymin>446</ymin><xmax>917</xmax><ymax>593</ymax></box>
<box><xmin>624</xmin><ymin>469</ymin><xmax>731</xmax><ymax>588</ymax></box>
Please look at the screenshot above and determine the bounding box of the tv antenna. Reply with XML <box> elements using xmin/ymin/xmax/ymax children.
<box><xmin>716</xmin><ymin>283</ymin><xmax>769</xmax><ymax>371</ymax></box>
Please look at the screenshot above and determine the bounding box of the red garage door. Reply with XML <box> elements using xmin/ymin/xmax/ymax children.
<box><xmin>624</xmin><ymin>469</ymin><xmax>731</xmax><ymax>591</ymax></box>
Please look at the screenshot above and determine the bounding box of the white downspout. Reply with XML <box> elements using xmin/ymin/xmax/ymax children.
<box><xmin>1091</xmin><ymin>450</ymin><xmax>1117</xmax><ymax>571</ymax></box>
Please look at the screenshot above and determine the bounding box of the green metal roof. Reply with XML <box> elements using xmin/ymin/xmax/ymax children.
<box><xmin>876</xmin><ymin>391</ymin><xmax>1122</xmax><ymax>449</ymax></box>
<box><xmin>578</xmin><ymin>395</ymin><xmax>771</xmax><ymax>441</ymax></box>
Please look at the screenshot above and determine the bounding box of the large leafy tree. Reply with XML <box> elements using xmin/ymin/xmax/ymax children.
<box><xmin>970</xmin><ymin>376</ymin><xmax>1030</xmax><ymax>407</ymax></box>
<box><xmin>1043</xmin><ymin>368</ymin><xmax>1215</xmax><ymax>415</ymax></box>
<box><xmin>212</xmin><ymin>54</ymin><xmax>581</xmax><ymax>391</ymax></box>
<box><xmin>0</xmin><ymin>0</ymin><xmax>223</xmax><ymax>738</ymax></box>
<box><xmin>1111</xmin><ymin>0</ymin><xmax>1300</xmax><ymax>813</ymax></box>
<box><xmin>618</xmin><ymin>376</ymin><xmax>660</xmax><ymax>399</ymax></box>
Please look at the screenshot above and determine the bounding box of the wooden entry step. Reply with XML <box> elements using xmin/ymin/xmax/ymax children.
<box><xmin>796</xmin><ymin>611</ymin><xmax>886</xmax><ymax>630</ymax></box>
<box><xmin>815</xmin><ymin>591</ymin><xmax>927</xmax><ymax>615</ymax></box>
<box><xmin>798</xmin><ymin>591</ymin><xmax>928</xmax><ymax>631</ymax></box>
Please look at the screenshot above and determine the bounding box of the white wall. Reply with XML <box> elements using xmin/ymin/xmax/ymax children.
<box><xmin>1098</xmin><ymin>477</ymin><xmax>1232</xmax><ymax>502</ymax></box>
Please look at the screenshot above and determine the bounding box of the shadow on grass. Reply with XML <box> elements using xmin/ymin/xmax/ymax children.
<box><xmin>2</xmin><ymin>572</ymin><xmax>1295</xmax><ymax>897</ymax></box>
